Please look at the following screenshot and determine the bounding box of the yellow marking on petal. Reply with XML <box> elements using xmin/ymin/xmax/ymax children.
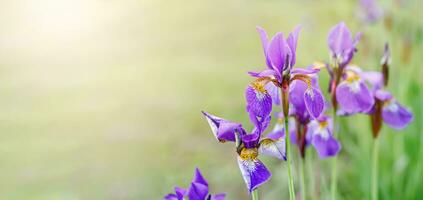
<box><xmin>319</xmin><ymin>120</ymin><xmax>328</xmax><ymax>128</ymax></box>
<box><xmin>239</xmin><ymin>148</ymin><xmax>258</xmax><ymax>160</ymax></box>
<box><xmin>313</xmin><ymin>61</ymin><xmax>326</xmax><ymax>70</ymax></box>
<box><xmin>345</xmin><ymin>71</ymin><xmax>360</xmax><ymax>83</ymax></box>
<box><xmin>260</xmin><ymin>138</ymin><xmax>273</xmax><ymax>146</ymax></box>
<box><xmin>251</xmin><ymin>81</ymin><xmax>267</xmax><ymax>94</ymax></box>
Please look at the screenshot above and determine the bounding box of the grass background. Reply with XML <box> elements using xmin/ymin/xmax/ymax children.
<box><xmin>0</xmin><ymin>0</ymin><xmax>422</xmax><ymax>199</ymax></box>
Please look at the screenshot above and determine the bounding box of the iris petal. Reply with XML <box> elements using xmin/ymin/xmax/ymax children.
<box><xmin>336</xmin><ymin>80</ymin><xmax>374</xmax><ymax>114</ymax></box>
<box><xmin>259</xmin><ymin>138</ymin><xmax>286</xmax><ymax>160</ymax></box>
<box><xmin>187</xmin><ymin>182</ymin><xmax>209</xmax><ymax>200</ymax></box>
<box><xmin>382</xmin><ymin>101</ymin><xmax>413</xmax><ymax>129</ymax></box>
<box><xmin>245</xmin><ymin>85</ymin><xmax>273</xmax><ymax>119</ymax></box>
<box><xmin>267</xmin><ymin>32</ymin><xmax>286</xmax><ymax>73</ymax></box>
<box><xmin>304</xmin><ymin>87</ymin><xmax>325</xmax><ymax>118</ymax></box>
<box><xmin>237</xmin><ymin>156</ymin><xmax>271</xmax><ymax>193</ymax></box>
<box><xmin>256</xmin><ymin>26</ymin><xmax>272</xmax><ymax>69</ymax></box>
<box><xmin>312</xmin><ymin>135</ymin><xmax>341</xmax><ymax>159</ymax></box>
<box><xmin>202</xmin><ymin>111</ymin><xmax>242</xmax><ymax>142</ymax></box>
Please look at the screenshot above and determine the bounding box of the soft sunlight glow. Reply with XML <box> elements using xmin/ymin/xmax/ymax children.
<box><xmin>23</xmin><ymin>0</ymin><xmax>97</xmax><ymax>41</ymax></box>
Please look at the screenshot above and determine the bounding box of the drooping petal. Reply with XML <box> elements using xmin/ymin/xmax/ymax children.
<box><xmin>259</xmin><ymin>138</ymin><xmax>286</xmax><ymax>160</ymax></box>
<box><xmin>187</xmin><ymin>182</ymin><xmax>209</xmax><ymax>200</ymax></box>
<box><xmin>336</xmin><ymin>80</ymin><xmax>374</xmax><ymax>114</ymax></box>
<box><xmin>256</xmin><ymin>26</ymin><xmax>272</xmax><ymax>69</ymax></box>
<box><xmin>287</xmin><ymin>26</ymin><xmax>301</xmax><ymax>67</ymax></box>
<box><xmin>237</xmin><ymin>156</ymin><xmax>271</xmax><ymax>193</ymax></box>
<box><xmin>382</xmin><ymin>100</ymin><xmax>413</xmax><ymax>129</ymax></box>
<box><xmin>245</xmin><ymin>85</ymin><xmax>273</xmax><ymax>119</ymax></box>
<box><xmin>267</xmin><ymin>32</ymin><xmax>286</xmax><ymax>73</ymax></box>
<box><xmin>304</xmin><ymin>87</ymin><xmax>325</xmax><ymax>118</ymax></box>
<box><xmin>311</xmin><ymin>135</ymin><xmax>341</xmax><ymax>159</ymax></box>
<box><xmin>202</xmin><ymin>111</ymin><xmax>242</xmax><ymax>142</ymax></box>
<box><xmin>211</xmin><ymin>193</ymin><xmax>226</xmax><ymax>200</ymax></box>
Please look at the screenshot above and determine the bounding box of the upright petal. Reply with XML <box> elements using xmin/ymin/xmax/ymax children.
<box><xmin>382</xmin><ymin>100</ymin><xmax>413</xmax><ymax>129</ymax></box>
<box><xmin>259</xmin><ymin>138</ymin><xmax>286</xmax><ymax>160</ymax></box>
<box><xmin>327</xmin><ymin>22</ymin><xmax>353</xmax><ymax>57</ymax></box>
<box><xmin>237</xmin><ymin>155</ymin><xmax>271</xmax><ymax>193</ymax></box>
<box><xmin>336</xmin><ymin>80</ymin><xmax>374</xmax><ymax>114</ymax></box>
<box><xmin>256</xmin><ymin>26</ymin><xmax>272</xmax><ymax>68</ymax></box>
<box><xmin>187</xmin><ymin>182</ymin><xmax>209</xmax><ymax>200</ymax></box>
<box><xmin>202</xmin><ymin>111</ymin><xmax>242</xmax><ymax>142</ymax></box>
<box><xmin>192</xmin><ymin>168</ymin><xmax>208</xmax><ymax>186</ymax></box>
<box><xmin>304</xmin><ymin>87</ymin><xmax>325</xmax><ymax>118</ymax></box>
<box><xmin>245</xmin><ymin>85</ymin><xmax>273</xmax><ymax>119</ymax></box>
<box><xmin>267</xmin><ymin>32</ymin><xmax>286</xmax><ymax>73</ymax></box>
<box><xmin>287</xmin><ymin>26</ymin><xmax>301</xmax><ymax>67</ymax></box>
<box><xmin>311</xmin><ymin>135</ymin><xmax>341</xmax><ymax>159</ymax></box>
<box><xmin>242</xmin><ymin>133</ymin><xmax>260</xmax><ymax>149</ymax></box>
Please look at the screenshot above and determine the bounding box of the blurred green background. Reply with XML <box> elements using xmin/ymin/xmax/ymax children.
<box><xmin>0</xmin><ymin>0</ymin><xmax>422</xmax><ymax>199</ymax></box>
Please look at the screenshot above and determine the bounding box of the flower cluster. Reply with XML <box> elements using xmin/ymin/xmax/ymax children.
<box><xmin>164</xmin><ymin>21</ymin><xmax>413</xmax><ymax>200</ymax></box>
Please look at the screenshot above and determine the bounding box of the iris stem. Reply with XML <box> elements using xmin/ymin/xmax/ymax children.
<box><xmin>285</xmin><ymin>117</ymin><xmax>296</xmax><ymax>200</ymax></box>
<box><xmin>300</xmin><ymin>157</ymin><xmax>307</xmax><ymax>200</ymax></box>
<box><xmin>372</xmin><ymin>138</ymin><xmax>379</xmax><ymax>200</ymax></box>
<box><xmin>252</xmin><ymin>189</ymin><xmax>259</xmax><ymax>200</ymax></box>
<box><xmin>331</xmin><ymin>109</ymin><xmax>338</xmax><ymax>200</ymax></box>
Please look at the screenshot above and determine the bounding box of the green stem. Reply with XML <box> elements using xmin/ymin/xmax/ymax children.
<box><xmin>300</xmin><ymin>157</ymin><xmax>307</xmax><ymax>200</ymax></box>
<box><xmin>331</xmin><ymin>110</ymin><xmax>338</xmax><ymax>200</ymax></box>
<box><xmin>372</xmin><ymin>138</ymin><xmax>379</xmax><ymax>200</ymax></box>
<box><xmin>252</xmin><ymin>189</ymin><xmax>259</xmax><ymax>200</ymax></box>
<box><xmin>285</xmin><ymin>117</ymin><xmax>296</xmax><ymax>200</ymax></box>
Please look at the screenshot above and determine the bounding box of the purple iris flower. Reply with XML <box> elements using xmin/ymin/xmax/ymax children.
<box><xmin>248</xmin><ymin>26</ymin><xmax>325</xmax><ymax>119</ymax></box>
<box><xmin>164</xmin><ymin>168</ymin><xmax>226</xmax><ymax>200</ymax></box>
<box><xmin>335</xmin><ymin>65</ymin><xmax>375</xmax><ymax>114</ymax></box>
<box><xmin>375</xmin><ymin>90</ymin><xmax>413</xmax><ymax>129</ymax></box>
<box><xmin>362</xmin><ymin>71</ymin><xmax>413</xmax><ymax>132</ymax></box>
<box><xmin>327</xmin><ymin>22</ymin><xmax>362</xmax><ymax>69</ymax></box>
<box><xmin>307</xmin><ymin>116</ymin><xmax>341</xmax><ymax>158</ymax></box>
<box><xmin>202</xmin><ymin>111</ymin><xmax>285</xmax><ymax>193</ymax></box>
<box><xmin>326</xmin><ymin>22</ymin><xmax>375</xmax><ymax>115</ymax></box>
<box><xmin>361</xmin><ymin>44</ymin><xmax>413</xmax><ymax>137</ymax></box>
